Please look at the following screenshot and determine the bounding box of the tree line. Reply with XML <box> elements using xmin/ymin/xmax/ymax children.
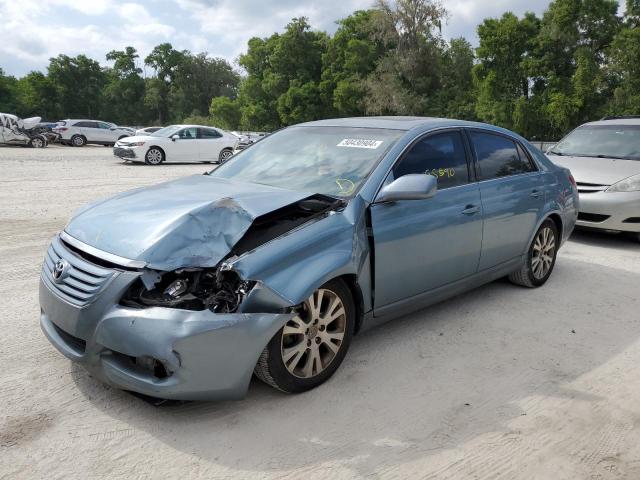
<box><xmin>1</xmin><ymin>0</ymin><xmax>638</xmax><ymax>140</ymax></box>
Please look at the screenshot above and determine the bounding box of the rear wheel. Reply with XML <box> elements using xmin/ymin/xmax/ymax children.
<box><xmin>218</xmin><ymin>148</ymin><xmax>233</xmax><ymax>164</ymax></box>
<box><xmin>145</xmin><ymin>147</ymin><xmax>164</xmax><ymax>165</ymax></box>
<box><xmin>71</xmin><ymin>135</ymin><xmax>86</xmax><ymax>147</ymax></box>
<box><xmin>509</xmin><ymin>219</ymin><xmax>558</xmax><ymax>288</ymax></box>
<box><xmin>29</xmin><ymin>136</ymin><xmax>46</xmax><ymax>148</ymax></box>
<box><xmin>254</xmin><ymin>279</ymin><xmax>355</xmax><ymax>393</ymax></box>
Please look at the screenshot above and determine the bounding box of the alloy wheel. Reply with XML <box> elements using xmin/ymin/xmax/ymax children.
<box><xmin>146</xmin><ymin>149</ymin><xmax>163</xmax><ymax>165</ymax></box>
<box><xmin>531</xmin><ymin>226</ymin><xmax>556</xmax><ymax>279</ymax></box>
<box><xmin>32</xmin><ymin>138</ymin><xmax>44</xmax><ymax>148</ymax></box>
<box><xmin>280</xmin><ymin>288</ymin><xmax>347</xmax><ymax>379</ymax></box>
<box><xmin>220</xmin><ymin>150</ymin><xmax>233</xmax><ymax>163</ymax></box>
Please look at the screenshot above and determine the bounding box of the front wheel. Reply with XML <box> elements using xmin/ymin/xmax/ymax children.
<box><xmin>509</xmin><ymin>219</ymin><xmax>558</xmax><ymax>288</ymax></box>
<box><xmin>254</xmin><ymin>279</ymin><xmax>355</xmax><ymax>393</ymax></box>
<box><xmin>145</xmin><ymin>147</ymin><xmax>164</xmax><ymax>165</ymax></box>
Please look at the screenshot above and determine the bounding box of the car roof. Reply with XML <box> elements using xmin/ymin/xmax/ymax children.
<box><xmin>581</xmin><ymin>118</ymin><xmax>640</xmax><ymax>127</ymax></box>
<box><xmin>296</xmin><ymin>116</ymin><xmax>516</xmax><ymax>134</ymax></box>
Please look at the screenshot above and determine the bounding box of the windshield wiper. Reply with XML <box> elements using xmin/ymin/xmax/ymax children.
<box><xmin>548</xmin><ymin>150</ymin><xmax>564</xmax><ymax>156</ymax></box>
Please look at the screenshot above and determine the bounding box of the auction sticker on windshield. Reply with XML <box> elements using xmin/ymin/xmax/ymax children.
<box><xmin>337</xmin><ymin>139</ymin><xmax>384</xmax><ymax>149</ymax></box>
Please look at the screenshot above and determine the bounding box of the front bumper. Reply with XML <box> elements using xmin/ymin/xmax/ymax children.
<box><xmin>39</xmin><ymin>237</ymin><xmax>292</xmax><ymax>401</ymax></box>
<box><xmin>576</xmin><ymin>190</ymin><xmax>640</xmax><ymax>233</ymax></box>
<box><xmin>113</xmin><ymin>146</ymin><xmax>138</xmax><ymax>159</ymax></box>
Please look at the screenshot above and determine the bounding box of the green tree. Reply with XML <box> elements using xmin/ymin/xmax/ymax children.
<box><xmin>607</xmin><ymin>0</ymin><xmax>640</xmax><ymax>114</ymax></box>
<box><xmin>102</xmin><ymin>47</ymin><xmax>145</xmax><ymax>124</ymax></box>
<box><xmin>365</xmin><ymin>0</ymin><xmax>449</xmax><ymax>115</ymax></box>
<box><xmin>144</xmin><ymin>43</ymin><xmax>185</xmax><ymax>123</ymax></box>
<box><xmin>15</xmin><ymin>71</ymin><xmax>60</xmax><ymax>119</ymax></box>
<box><xmin>169</xmin><ymin>53</ymin><xmax>239</xmax><ymax>120</ymax></box>
<box><xmin>210</xmin><ymin>96</ymin><xmax>241</xmax><ymax>130</ymax></box>
<box><xmin>321</xmin><ymin>10</ymin><xmax>385</xmax><ymax>115</ymax></box>
<box><xmin>47</xmin><ymin>54</ymin><xmax>107</xmax><ymax>118</ymax></box>
<box><xmin>0</xmin><ymin>68</ymin><xmax>22</xmax><ymax>113</ymax></box>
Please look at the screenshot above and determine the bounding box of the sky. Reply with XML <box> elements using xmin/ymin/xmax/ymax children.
<box><xmin>0</xmin><ymin>0</ymin><xmax>553</xmax><ymax>77</ymax></box>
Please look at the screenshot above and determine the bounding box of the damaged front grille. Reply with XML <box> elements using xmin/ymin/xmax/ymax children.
<box><xmin>42</xmin><ymin>236</ymin><xmax>115</xmax><ymax>307</ymax></box>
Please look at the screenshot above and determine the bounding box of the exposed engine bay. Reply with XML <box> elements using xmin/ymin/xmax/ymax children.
<box><xmin>121</xmin><ymin>194</ymin><xmax>344</xmax><ymax>313</ymax></box>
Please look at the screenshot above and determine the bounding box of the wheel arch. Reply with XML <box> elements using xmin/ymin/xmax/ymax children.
<box><xmin>335</xmin><ymin>274</ymin><xmax>365</xmax><ymax>335</ymax></box>
<box><xmin>546</xmin><ymin>212</ymin><xmax>563</xmax><ymax>239</ymax></box>
<box><xmin>147</xmin><ymin>145</ymin><xmax>166</xmax><ymax>159</ymax></box>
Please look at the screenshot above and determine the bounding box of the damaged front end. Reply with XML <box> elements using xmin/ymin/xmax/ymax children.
<box><xmin>121</xmin><ymin>266</ymin><xmax>255</xmax><ymax>313</ymax></box>
<box><xmin>119</xmin><ymin>192</ymin><xmax>345</xmax><ymax>314</ymax></box>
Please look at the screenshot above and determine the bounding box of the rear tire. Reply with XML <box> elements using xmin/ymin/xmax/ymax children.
<box><xmin>509</xmin><ymin>219</ymin><xmax>558</xmax><ymax>288</ymax></box>
<box><xmin>145</xmin><ymin>147</ymin><xmax>164</xmax><ymax>165</ymax></box>
<box><xmin>71</xmin><ymin>135</ymin><xmax>86</xmax><ymax>147</ymax></box>
<box><xmin>29</xmin><ymin>136</ymin><xmax>46</xmax><ymax>148</ymax></box>
<box><xmin>254</xmin><ymin>279</ymin><xmax>355</xmax><ymax>394</ymax></box>
<box><xmin>218</xmin><ymin>148</ymin><xmax>233</xmax><ymax>164</ymax></box>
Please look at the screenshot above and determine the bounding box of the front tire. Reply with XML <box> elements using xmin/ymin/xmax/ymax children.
<box><xmin>254</xmin><ymin>279</ymin><xmax>355</xmax><ymax>393</ymax></box>
<box><xmin>145</xmin><ymin>147</ymin><xmax>164</xmax><ymax>165</ymax></box>
<box><xmin>509</xmin><ymin>219</ymin><xmax>558</xmax><ymax>288</ymax></box>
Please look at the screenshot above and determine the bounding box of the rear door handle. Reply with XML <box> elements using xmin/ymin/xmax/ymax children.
<box><xmin>530</xmin><ymin>190</ymin><xmax>543</xmax><ymax>198</ymax></box>
<box><xmin>462</xmin><ymin>205</ymin><xmax>480</xmax><ymax>215</ymax></box>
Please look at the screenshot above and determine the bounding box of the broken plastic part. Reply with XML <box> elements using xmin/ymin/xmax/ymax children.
<box><xmin>122</xmin><ymin>267</ymin><xmax>255</xmax><ymax>313</ymax></box>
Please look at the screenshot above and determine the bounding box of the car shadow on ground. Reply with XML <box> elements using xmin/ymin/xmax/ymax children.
<box><xmin>68</xmin><ymin>250</ymin><xmax>640</xmax><ymax>477</ymax></box>
<box><xmin>569</xmin><ymin>228</ymin><xmax>639</xmax><ymax>251</ymax></box>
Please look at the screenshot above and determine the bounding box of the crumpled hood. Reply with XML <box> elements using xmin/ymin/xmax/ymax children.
<box><xmin>64</xmin><ymin>175</ymin><xmax>311</xmax><ymax>270</ymax></box>
<box><xmin>548</xmin><ymin>154</ymin><xmax>640</xmax><ymax>186</ymax></box>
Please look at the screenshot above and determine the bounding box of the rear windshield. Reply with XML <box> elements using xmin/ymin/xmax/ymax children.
<box><xmin>550</xmin><ymin>124</ymin><xmax>640</xmax><ymax>160</ymax></box>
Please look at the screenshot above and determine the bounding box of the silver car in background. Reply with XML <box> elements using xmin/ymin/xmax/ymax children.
<box><xmin>547</xmin><ymin>116</ymin><xmax>640</xmax><ymax>241</ymax></box>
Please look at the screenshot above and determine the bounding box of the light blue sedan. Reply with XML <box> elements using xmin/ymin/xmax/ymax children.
<box><xmin>40</xmin><ymin>117</ymin><xmax>579</xmax><ymax>400</ymax></box>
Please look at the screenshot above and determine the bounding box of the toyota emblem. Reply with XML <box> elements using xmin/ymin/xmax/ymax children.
<box><xmin>52</xmin><ymin>259</ymin><xmax>70</xmax><ymax>283</ymax></box>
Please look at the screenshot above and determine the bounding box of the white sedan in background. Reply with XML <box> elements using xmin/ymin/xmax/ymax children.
<box><xmin>114</xmin><ymin>125</ymin><xmax>238</xmax><ymax>165</ymax></box>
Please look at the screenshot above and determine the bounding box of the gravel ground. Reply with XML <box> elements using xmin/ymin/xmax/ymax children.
<box><xmin>1</xmin><ymin>145</ymin><xmax>639</xmax><ymax>480</ymax></box>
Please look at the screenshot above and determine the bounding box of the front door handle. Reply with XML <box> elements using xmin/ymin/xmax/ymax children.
<box><xmin>462</xmin><ymin>205</ymin><xmax>480</xmax><ymax>215</ymax></box>
<box><xmin>530</xmin><ymin>189</ymin><xmax>543</xmax><ymax>198</ymax></box>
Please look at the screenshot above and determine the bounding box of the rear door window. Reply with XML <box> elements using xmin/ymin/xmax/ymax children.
<box><xmin>199</xmin><ymin>127</ymin><xmax>222</xmax><ymax>139</ymax></box>
<box><xmin>469</xmin><ymin>131</ymin><xmax>535</xmax><ymax>180</ymax></box>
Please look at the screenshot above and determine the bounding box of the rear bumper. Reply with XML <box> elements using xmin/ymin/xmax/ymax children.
<box><xmin>576</xmin><ymin>191</ymin><xmax>640</xmax><ymax>233</ymax></box>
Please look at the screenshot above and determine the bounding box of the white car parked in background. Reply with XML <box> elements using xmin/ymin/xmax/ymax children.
<box><xmin>135</xmin><ymin>126</ymin><xmax>163</xmax><ymax>136</ymax></box>
<box><xmin>54</xmin><ymin>120</ymin><xmax>135</xmax><ymax>147</ymax></box>
<box><xmin>114</xmin><ymin>125</ymin><xmax>239</xmax><ymax>165</ymax></box>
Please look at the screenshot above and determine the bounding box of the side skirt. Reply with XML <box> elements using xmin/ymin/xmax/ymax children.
<box><xmin>361</xmin><ymin>256</ymin><xmax>524</xmax><ymax>333</ymax></box>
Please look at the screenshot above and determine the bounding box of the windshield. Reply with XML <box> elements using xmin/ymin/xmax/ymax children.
<box><xmin>550</xmin><ymin>124</ymin><xmax>640</xmax><ymax>160</ymax></box>
<box><xmin>150</xmin><ymin>125</ymin><xmax>182</xmax><ymax>137</ymax></box>
<box><xmin>209</xmin><ymin>126</ymin><xmax>404</xmax><ymax>197</ymax></box>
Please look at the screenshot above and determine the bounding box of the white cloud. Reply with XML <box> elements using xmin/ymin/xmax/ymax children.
<box><xmin>0</xmin><ymin>0</ymin><xmax>556</xmax><ymax>76</ymax></box>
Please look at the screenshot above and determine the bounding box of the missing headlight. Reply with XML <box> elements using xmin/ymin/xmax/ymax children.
<box><xmin>121</xmin><ymin>268</ymin><xmax>255</xmax><ymax>313</ymax></box>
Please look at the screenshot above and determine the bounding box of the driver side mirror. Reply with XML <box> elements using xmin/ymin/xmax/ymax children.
<box><xmin>376</xmin><ymin>174</ymin><xmax>438</xmax><ymax>203</ymax></box>
<box><xmin>171</xmin><ymin>134</ymin><xmax>179</xmax><ymax>141</ymax></box>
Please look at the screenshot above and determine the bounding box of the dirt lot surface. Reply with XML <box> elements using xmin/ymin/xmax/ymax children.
<box><xmin>1</xmin><ymin>145</ymin><xmax>639</xmax><ymax>479</ymax></box>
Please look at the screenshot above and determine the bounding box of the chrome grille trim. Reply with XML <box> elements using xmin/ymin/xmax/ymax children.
<box><xmin>576</xmin><ymin>182</ymin><xmax>608</xmax><ymax>194</ymax></box>
<box><xmin>60</xmin><ymin>231</ymin><xmax>146</xmax><ymax>269</ymax></box>
<box><xmin>41</xmin><ymin>235</ymin><xmax>116</xmax><ymax>307</ymax></box>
